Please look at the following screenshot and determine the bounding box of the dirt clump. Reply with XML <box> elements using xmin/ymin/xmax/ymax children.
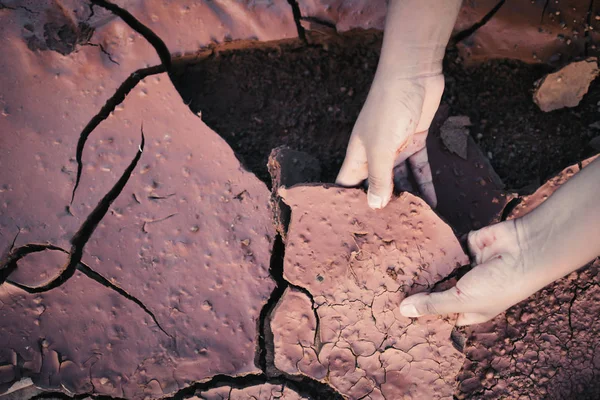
<box><xmin>440</xmin><ymin>116</ymin><xmax>471</xmax><ymax>160</ymax></box>
<box><xmin>533</xmin><ymin>58</ymin><xmax>600</xmax><ymax>112</ymax></box>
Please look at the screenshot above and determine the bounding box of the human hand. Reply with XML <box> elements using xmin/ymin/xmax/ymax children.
<box><xmin>336</xmin><ymin>73</ymin><xmax>444</xmax><ymax>209</ymax></box>
<box><xmin>399</xmin><ymin>219</ymin><xmax>538</xmax><ymax>326</ymax></box>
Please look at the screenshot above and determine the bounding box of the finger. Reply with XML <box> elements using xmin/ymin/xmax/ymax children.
<box><xmin>366</xmin><ymin>144</ymin><xmax>396</xmax><ymax>209</ymax></box>
<box><xmin>336</xmin><ymin>134</ymin><xmax>368</xmax><ymax>187</ymax></box>
<box><xmin>408</xmin><ymin>145</ymin><xmax>437</xmax><ymax>208</ymax></box>
<box><xmin>393</xmin><ymin>130</ymin><xmax>428</xmax><ymax>168</ymax></box>
<box><xmin>399</xmin><ymin>286</ymin><xmax>464</xmax><ymax>318</ymax></box>
<box><xmin>393</xmin><ymin>161</ymin><xmax>414</xmax><ymax>193</ymax></box>
<box><xmin>456</xmin><ymin>311</ymin><xmax>497</xmax><ymax>326</ymax></box>
<box><xmin>467</xmin><ymin>225</ymin><xmax>502</xmax><ymax>264</ymax></box>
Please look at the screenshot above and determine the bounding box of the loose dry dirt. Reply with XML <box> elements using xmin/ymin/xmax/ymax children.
<box><xmin>172</xmin><ymin>34</ymin><xmax>600</xmax><ymax>191</ymax></box>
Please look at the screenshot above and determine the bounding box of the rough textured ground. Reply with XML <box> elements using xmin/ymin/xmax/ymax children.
<box><xmin>195</xmin><ymin>383</ymin><xmax>307</xmax><ymax>400</ymax></box>
<box><xmin>274</xmin><ymin>187</ymin><xmax>468</xmax><ymax>399</ymax></box>
<box><xmin>0</xmin><ymin>1</ymin><xmax>275</xmax><ymax>398</ymax></box>
<box><xmin>1</xmin><ymin>0</ymin><xmax>600</xmax><ymax>399</ymax></box>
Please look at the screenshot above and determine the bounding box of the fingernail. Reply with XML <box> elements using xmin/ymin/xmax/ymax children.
<box><xmin>400</xmin><ymin>304</ymin><xmax>420</xmax><ymax>318</ymax></box>
<box><xmin>368</xmin><ymin>192</ymin><xmax>387</xmax><ymax>209</ymax></box>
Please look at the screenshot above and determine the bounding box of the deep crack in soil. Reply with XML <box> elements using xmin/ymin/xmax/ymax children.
<box><xmin>172</xmin><ymin>32</ymin><xmax>599</xmax><ymax>191</ymax></box>
<box><xmin>256</xmin><ymin>235</ymin><xmax>344</xmax><ymax>399</ymax></box>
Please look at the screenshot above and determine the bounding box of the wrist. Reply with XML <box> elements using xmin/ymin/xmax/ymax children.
<box><xmin>377</xmin><ymin>0</ymin><xmax>460</xmax><ymax>79</ymax></box>
<box><xmin>376</xmin><ymin>45</ymin><xmax>444</xmax><ymax>79</ymax></box>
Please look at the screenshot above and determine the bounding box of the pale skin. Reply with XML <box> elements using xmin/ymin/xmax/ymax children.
<box><xmin>337</xmin><ymin>0</ymin><xmax>600</xmax><ymax>325</ymax></box>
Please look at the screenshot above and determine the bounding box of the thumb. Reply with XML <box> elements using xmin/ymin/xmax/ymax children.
<box><xmin>399</xmin><ymin>287</ymin><xmax>465</xmax><ymax>318</ymax></box>
<box><xmin>366</xmin><ymin>145</ymin><xmax>396</xmax><ymax>209</ymax></box>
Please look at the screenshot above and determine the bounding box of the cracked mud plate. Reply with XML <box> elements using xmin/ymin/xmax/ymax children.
<box><xmin>273</xmin><ymin>186</ymin><xmax>469</xmax><ymax>399</ymax></box>
<box><xmin>0</xmin><ymin>3</ymin><xmax>276</xmax><ymax>397</ymax></box>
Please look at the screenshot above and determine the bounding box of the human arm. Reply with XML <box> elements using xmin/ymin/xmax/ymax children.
<box><xmin>336</xmin><ymin>0</ymin><xmax>463</xmax><ymax>209</ymax></box>
<box><xmin>399</xmin><ymin>157</ymin><xmax>600</xmax><ymax>326</ymax></box>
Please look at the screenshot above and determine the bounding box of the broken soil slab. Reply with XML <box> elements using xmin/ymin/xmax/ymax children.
<box><xmin>4</xmin><ymin>248</ymin><xmax>69</xmax><ymax>288</ymax></box>
<box><xmin>440</xmin><ymin>116</ymin><xmax>471</xmax><ymax>160</ymax></box>
<box><xmin>457</xmin><ymin>157</ymin><xmax>600</xmax><ymax>399</ymax></box>
<box><xmin>0</xmin><ymin>0</ymin><xmax>160</xmax><ymax>253</ymax></box>
<box><xmin>296</xmin><ymin>0</ymin><xmax>598</xmax><ymax>64</ymax></box>
<box><xmin>267</xmin><ymin>146</ymin><xmax>321</xmax><ymax>239</ymax></box>
<box><xmin>297</xmin><ymin>0</ymin><xmax>386</xmax><ymax>32</ymax></box>
<box><xmin>270</xmin><ymin>287</ymin><xmax>321</xmax><ymax>379</ymax></box>
<box><xmin>0</xmin><ymin>4</ymin><xmax>277</xmax><ymax>398</ymax></box>
<box><xmin>195</xmin><ymin>383</ymin><xmax>308</xmax><ymax>400</ymax></box>
<box><xmin>533</xmin><ymin>58</ymin><xmax>600</xmax><ymax>112</ymax></box>
<box><xmin>0</xmin><ymin>270</ymin><xmax>170</xmax><ymax>397</ymax></box>
<box><xmin>108</xmin><ymin>0</ymin><xmax>297</xmax><ymax>57</ymax></box>
<box><xmin>275</xmin><ymin>186</ymin><xmax>468</xmax><ymax>399</ymax></box>
<box><xmin>507</xmin><ymin>155</ymin><xmax>597</xmax><ymax>220</ymax></box>
<box><xmin>75</xmin><ymin>74</ymin><xmax>276</xmax><ymax>396</ymax></box>
<box><xmin>456</xmin><ymin>0</ymin><xmax>600</xmax><ymax>65</ymax></box>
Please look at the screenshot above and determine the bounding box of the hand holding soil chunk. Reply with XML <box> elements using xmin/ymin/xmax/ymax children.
<box><xmin>401</xmin><ymin>157</ymin><xmax>600</xmax><ymax>326</ymax></box>
<box><xmin>336</xmin><ymin>0</ymin><xmax>462</xmax><ymax>209</ymax></box>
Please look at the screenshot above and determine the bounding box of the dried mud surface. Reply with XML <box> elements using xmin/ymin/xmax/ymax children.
<box><xmin>195</xmin><ymin>383</ymin><xmax>307</xmax><ymax>400</ymax></box>
<box><xmin>1</xmin><ymin>0</ymin><xmax>600</xmax><ymax>399</ymax></box>
<box><xmin>0</xmin><ymin>1</ymin><xmax>276</xmax><ymax>398</ymax></box>
<box><xmin>274</xmin><ymin>187</ymin><xmax>468</xmax><ymax>399</ymax></box>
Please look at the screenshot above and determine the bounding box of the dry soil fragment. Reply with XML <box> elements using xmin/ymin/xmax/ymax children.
<box><xmin>533</xmin><ymin>58</ymin><xmax>599</xmax><ymax>112</ymax></box>
<box><xmin>508</xmin><ymin>155</ymin><xmax>597</xmax><ymax>219</ymax></box>
<box><xmin>270</xmin><ymin>288</ymin><xmax>324</xmax><ymax>379</ymax></box>
<box><xmin>456</xmin><ymin>0</ymin><xmax>600</xmax><ymax>64</ymax></box>
<box><xmin>427</xmin><ymin>107</ymin><xmax>515</xmax><ymax>235</ymax></box>
<box><xmin>268</xmin><ymin>146</ymin><xmax>321</xmax><ymax>239</ymax></box>
<box><xmin>109</xmin><ymin>0</ymin><xmax>297</xmax><ymax>57</ymax></box>
<box><xmin>3</xmin><ymin>249</ymin><xmax>69</xmax><ymax>289</ymax></box>
<box><xmin>0</xmin><ymin>5</ymin><xmax>275</xmax><ymax>398</ymax></box>
<box><xmin>277</xmin><ymin>186</ymin><xmax>468</xmax><ymax>399</ymax></box>
<box><xmin>196</xmin><ymin>383</ymin><xmax>308</xmax><ymax>400</ymax></box>
<box><xmin>457</xmin><ymin>158</ymin><xmax>600</xmax><ymax>399</ymax></box>
<box><xmin>297</xmin><ymin>0</ymin><xmax>598</xmax><ymax>64</ymax></box>
<box><xmin>440</xmin><ymin>116</ymin><xmax>471</xmax><ymax>160</ymax></box>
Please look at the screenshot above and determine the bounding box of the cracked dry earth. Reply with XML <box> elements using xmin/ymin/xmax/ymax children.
<box><xmin>1</xmin><ymin>1</ymin><xmax>600</xmax><ymax>400</ymax></box>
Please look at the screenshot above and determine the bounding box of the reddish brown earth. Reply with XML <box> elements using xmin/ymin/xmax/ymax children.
<box><xmin>195</xmin><ymin>383</ymin><xmax>307</xmax><ymax>400</ymax></box>
<box><xmin>455</xmin><ymin>0</ymin><xmax>600</xmax><ymax>65</ymax></box>
<box><xmin>1</xmin><ymin>0</ymin><xmax>600</xmax><ymax>399</ymax></box>
<box><xmin>274</xmin><ymin>187</ymin><xmax>468</xmax><ymax>399</ymax></box>
<box><xmin>534</xmin><ymin>57</ymin><xmax>600</xmax><ymax>112</ymax></box>
<box><xmin>0</xmin><ymin>2</ymin><xmax>276</xmax><ymax>398</ymax></box>
<box><xmin>293</xmin><ymin>0</ymin><xmax>600</xmax><ymax>65</ymax></box>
